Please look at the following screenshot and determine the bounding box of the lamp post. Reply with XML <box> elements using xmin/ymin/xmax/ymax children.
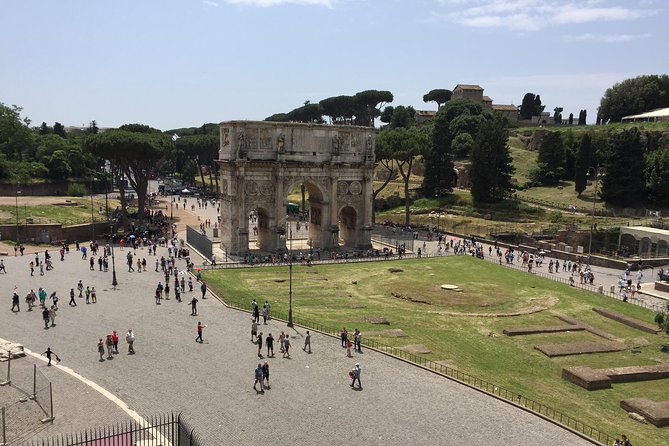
<box><xmin>15</xmin><ymin>183</ymin><xmax>21</xmax><ymax>245</ymax></box>
<box><xmin>587</xmin><ymin>166</ymin><xmax>604</xmax><ymax>263</ymax></box>
<box><xmin>110</xmin><ymin>222</ymin><xmax>118</xmax><ymax>289</ymax></box>
<box><xmin>287</xmin><ymin>219</ymin><xmax>294</xmax><ymax>328</ymax></box>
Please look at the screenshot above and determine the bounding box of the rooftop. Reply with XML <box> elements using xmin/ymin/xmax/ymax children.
<box><xmin>492</xmin><ymin>104</ymin><xmax>519</xmax><ymax>111</ymax></box>
<box><xmin>454</xmin><ymin>84</ymin><xmax>483</xmax><ymax>91</ymax></box>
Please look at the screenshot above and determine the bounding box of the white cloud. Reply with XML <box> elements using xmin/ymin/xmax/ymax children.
<box><xmin>203</xmin><ymin>0</ymin><xmax>220</xmax><ymax>7</ymax></box>
<box><xmin>439</xmin><ymin>0</ymin><xmax>656</xmax><ymax>31</ymax></box>
<box><xmin>563</xmin><ymin>33</ymin><xmax>651</xmax><ymax>43</ymax></box>
<box><xmin>221</xmin><ymin>0</ymin><xmax>334</xmax><ymax>6</ymax></box>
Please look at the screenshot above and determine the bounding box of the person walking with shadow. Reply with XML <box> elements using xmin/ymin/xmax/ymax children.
<box><xmin>190</xmin><ymin>296</ymin><xmax>198</xmax><ymax>315</ymax></box>
<box><xmin>253</xmin><ymin>363</ymin><xmax>264</xmax><ymax>394</ymax></box>
<box><xmin>126</xmin><ymin>329</ymin><xmax>136</xmax><ymax>354</ymax></box>
<box><xmin>303</xmin><ymin>330</ymin><xmax>312</xmax><ymax>353</ymax></box>
<box><xmin>97</xmin><ymin>338</ymin><xmax>105</xmax><ymax>361</ymax></box>
<box><xmin>195</xmin><ymin>321</ymin><xmax>205</xmax><ymax>343</ymax></box>
<box><xmin>350</xmin><ymin>363</ymin><xmax>362</xmax><ymax>390</ymax></box>
<box><xmin>42</xmin><ymin>347</ymin><xmax>60</xmax><ymax>366</ymax></box>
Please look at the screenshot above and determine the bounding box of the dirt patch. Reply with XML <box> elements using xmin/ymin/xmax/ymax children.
<box><xmin>428</xmin><ymin>305</ymin><xmax>549</xmax><ymax>317</ymax></box>
<box><xmin>388</xmin><ymin>267</ymin><xmax>403</xmax><ymax>273</ymax></box>
<box><xmin>592</xmin><ymin>307</ymin><xmax>660</xmax><ymax>334</ymax></box>
<box><xmin>391</xmin><ymin>292</ymin><xmax>431</xmax><ymax>305</ymax></box>
<box><xmin>401</xmin><ymin>344</ymin><xmax>432</xmax><ymax>355</ymax></box>
<box><xmin>349</xmin><ymin>303</ymin><xmax>366</xmax><ymax>309</ymax></box>
<box><xmin>353</xmin><ymin>316</ymin><xmax>389</xmax><ymax>325</ymax></box>
<box><xmin>363</xmin><ymin>329</ymin><xmax>407</xmax><ymax>337</ymax></box>
<box><xmin>535</xmin><ymin>341</ymin><xmax>626</xmax><ymax>357</ymax></box>
<box><xmin>503</xmin><ymin>325</ymin><xmax>586</xmax><ymax>336</ymax></box>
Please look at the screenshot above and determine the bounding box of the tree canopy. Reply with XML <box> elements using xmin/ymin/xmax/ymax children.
<box><xmin>601</xmin><ymin>128</ymin><xmax>646</xmax><ymax>207</ymax></box>
<box><xmin>422</xmin><ymin>89</ymin><xmax>452</xmax><ymax>108</ymax></box>
<box><xmin>598</xmin><ymin>74</ymin><xmax>669</xmax><ymax>122</ymax></box>
<box><xmin>470</xmin><ymin>118</ymin><xmax>515</xmax><ymax>203</ymax></box>
<box><xmin>532</xmin><ymin>131</ymin><xmax>566</xmax><ymax>186</ymax></box>
<box><xmin>519</xmin><ymin>93</ymin><xmax>544</xmax><ymax>120</ymax></box>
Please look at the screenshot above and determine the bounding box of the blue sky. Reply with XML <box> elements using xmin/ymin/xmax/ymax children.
<box><xmin>1</xmin><ymin>0</ymin><xmax>667</xmax><ymax>129</ymax></box>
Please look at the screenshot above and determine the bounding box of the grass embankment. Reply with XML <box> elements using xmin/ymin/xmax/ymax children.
<box><xmin>0</xmin><ymin>197</ymin><xmax>117</xmax><ymax>225</ymax></box>
<box><xmin>203</xmin><ymin>257</ymin><xmax>668</xmax><ymax>445</ymax></box>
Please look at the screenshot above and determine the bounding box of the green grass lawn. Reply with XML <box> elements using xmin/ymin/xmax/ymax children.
<box><xmin>203</xmin><ymin>257</ymin><xmax>669</xmax><ymax>445</ymax></box>
<box><xmin>508</xmin><ymin>137</ymin><xmax>537</xmax><ymax>185</ymax></box>
<box><xmin>0</xmin><ymin>197</ymin><xmax>116</xmax><ymax>225</ymax></box>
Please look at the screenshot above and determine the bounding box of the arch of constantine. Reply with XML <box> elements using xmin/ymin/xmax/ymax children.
<box><xmin>217</xmin><ymin>121</ymin><xmax>375</xmax><ymax>256</ymax></box>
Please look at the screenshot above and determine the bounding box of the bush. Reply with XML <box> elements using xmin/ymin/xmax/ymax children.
<box><xmin>68</xmin><ymin>183</ymin><xmax>87</xmax><ymax>197</ymax></box>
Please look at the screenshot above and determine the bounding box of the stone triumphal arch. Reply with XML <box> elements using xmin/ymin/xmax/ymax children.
<box><xmin>217</xmin><ymin>121</ymin><xmax>375</xmax><ymax>256</ymax></box>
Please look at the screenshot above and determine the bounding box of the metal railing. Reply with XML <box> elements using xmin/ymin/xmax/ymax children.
<box><xmin>208</xmin><ymin>287</ymin><xmax>614</xmax><ymax>446</ymax></box>
<box><xmin>1</xmin><ymin>355</ymin><xmax>55</xmax><ymax>445</ymax></box>
<box><xmin>23</xmin><ymin>412</ymin><xmax>204</xmax><ymax>446</ymax></box>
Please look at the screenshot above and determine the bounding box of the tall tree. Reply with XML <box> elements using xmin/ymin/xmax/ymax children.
<box><xmin>599</xmin><ymin>74</ymin><xmax>669</xmax><ymax>122</ymax></box>
<box><xmin>353</xmin><ymin>90</ymin><xmax>393</xmax><ymax>127</ymax></box>
<box><xmin>520</xmin><ymin>93</ymin><xmax>536</xmax><ymax>120</ymax></box>
<box><xmin>175</xmin><ymin>134</ymin><xmax>219</xmax><ymax>193</ymax></box>
<box><xmin>553</xmin><ymin>107</ymin><xmax>563</xmax><ymax>124</ymax></box>
<box><xmin>601</xmin><ymin>128</ymin><xmax>646</xmax><ymax>207</ymax></box>
<box><xmin>0</xmin><ymin>103</ymin><xmax>35</xmax><ymax>162</ymax></box>
<box><xmin>533</xmin><ymin>95</ymin><xmax>545</xmax><ymax>115</ymax></box>
<box><xmin>85</xmin><ymin>125</ymin><xmax>172</xmax><ymax>223</ymax></box>
<box><xmin>423</xmin><ymin>99</ymin><xmax>484</xmax><ymax>196</ymax></box>
<box><xmin>87</xmin><ymin>120</ymin><xmax>99</xmax><ymax>134</ymax></box>
<box><xmin>39</xmin><ymin>122</ymin><xmax>51</xmax><ymax>135</ymax></box>
<box><xmin>53</xmin><ymin>122</ymin><xmax>66</xmax><ymax>138</ymax></box>
<box><xmin>422</xmin><ymin>89</ymin><xmax>452</xmax><ymax>109</ymax></box>
<box><xmin>568</xmin><ymin>113</ymin><xmax>574</xmax><ymax>125</ymax></box>
<box><xmin>532</xmin><ymin>131</ymin><xmax>565</xmax><ymax>185</ymax></box>
<box><xmin>574</xmin><ymin>133</ymin><xmax>593</xmax><ymax>196</ymax></box>
<box><xmin>645</xmin><ymin>149</ymin><xmax>669</xmax><ymax>208</ymax></box>
<box><xmin>470</xmin><ymin>118</ymin><xmax>515</xmax><ymax>203</ymax></box>
<box><xmin>376</xmin><ymin>126</ymin><xmax>429</xmax><ymax>225</ymax></box>
<box><xmin>319</xmin><ymin>95</ymin><xmax>356</xmax><ymax>125</ymax></box>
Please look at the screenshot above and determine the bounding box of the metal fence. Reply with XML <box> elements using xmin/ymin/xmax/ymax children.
<box><xmin>22</xmin><ymin>412</ymin><xmax>204</xmax><ymax>446</ymax></box>
<box><xmin>185</xmin><ymin>226</ymin><xmax>212</xmax><ymax>261</ymax></box>
<box><xmin>1</xmin><ymin>355</ymin><xmax>55</xmax><ymax>445</ymax></box>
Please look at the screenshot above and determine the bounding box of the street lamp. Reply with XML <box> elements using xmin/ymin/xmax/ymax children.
<box><xmin>15</xmin><ymin>183</ymin><xmax>21</xmax><ymax>245</ymax></box>
<box><xmin>587</xmin><ymin>166</ymin><xmax>604</xmax><ymax>263</ymax></box>
<box><xmin>287</xmin><ymin>219</ymin><xmax>294</xmax><ymax>328</ymax></box>
<box><xmin>110</xmin><ymin>222</ymin><xmax>118</xmax><ymax>289</ymax></box>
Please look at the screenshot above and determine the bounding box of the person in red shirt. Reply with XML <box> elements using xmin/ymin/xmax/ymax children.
<box><xmin>195</xmin><ymin>321</ymin><xmax>205</xmax><ymax>343</ymax></box>
<box><xmin>111</xmin><ymin>331</ymin><xmax>120</xmax><ymax>354</ymax></box>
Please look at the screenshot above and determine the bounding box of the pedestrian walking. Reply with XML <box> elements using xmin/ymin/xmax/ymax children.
<box><xmin>303</xmin><ymin>330</ymin><xmax>312</xmax><ymax>353</ymax></box>
<box><xmin>341</xmin><ymin>327</ymin><xmax>348</xmax><ymax>348</ymax></box>
<box><xmin>253</xmin><ymin>363</ymin><xmax>264</xmax><ymax>393</ymax></box>
<box><xmin>69</xmin><ymin>288</ymin><xmax>77</xmax><ymax>306</ymax></box>
<box><xmin>354</xmin><ymin>329</ymin><xmax>362</xmax><ymax>352</ymax></box>
<box><xmin>350</xmin><ymin>363</ymin><xmax>362</xmax><ymax>389</ymax></box>
<box><xmin>91</xmin><ymin>287</ymin><xmax>97</xmax><ymax>303</ymax></box>
<box><xmin>283</xmin><ymin>335</ymin><xmax>291</xmax><ymax>358</ymax></box>
<box><xmin>266</xmin><ymin>333</ymin><xmax>274</xmax><ymax>357</ymax></box>
<box><xmin>49</xmin><ymin>291</ymin><xmax>59</xmax><ymax>309</ymax></box>
<box><xmin>262</xmin><ymin>305</ymin><xmax>268</xmax><ymax>324</ymax></box>
<box><xmin>262</xmin><ymin>361</ymin><xmax>270</xmax><ymax>388</ymax></box>
<box><xmin>85</xmin><ymin>286</ymin><xmax>91</xmax><ymax>304</ymax></box>
<box><xmin>97</xmin><ymin>338</ymin><xmax>105</xmax><ymax>361</ymax></box>
<box><xmin>26</xmin><ymin>289</ymin><xmax>36</xmax><ymax>311</ymax></box>
<box><xmin>42</xmin><ymin>347</ymin><xmax>60</xmax><ymax>366</ymax></box>
<box><xmin>256</xmin><ymin>332</ymin><xmax>263</xmax><ymax>358</ymax></box>
<box><xmin>126</xmin><ymin>329</ymin><xmax>135</xmax><ymax>354</ymax></box>
<box><xmin>39</xmin><ymin>288</ymin><xmax>47</xmax><ymax>307</ymax></box>
<box><xmin>346</xmin><ymin>338</ymin><xmax>353</xmax><ymax>357</ymax></box>
<box><xmin>0</xmin><ymin>259</ymin><xmax>6</xmax><ymax>273</ymax></box>
<box><xmin>77</xmin><ymin>280</ymin><xmax>84</xmax><ymax>297</ymax></box>
<box><xmin>105</xmin><ymin>335</ymin><xmax>114</xmax><ymax>359</ymax></box>
<box><xmin>251</xmin><ymin>319</ymin><xmax>258</xmax><ymax>342</ymax></box>
<box><xmin>195</xmin><ymin>321</ymin><xmax>205</xmax><ymax>343</ymax></box>
<box><xmin>112</xmin><ymin>331</ymin><xmax>119</xmax><ymax>353</ymax></box>
<box><xmin>200</xmin><ymin>281</ymin><xmax>207</xmax><ymax>299</ymax></box>
<box><xmin>48</xmin><ymin>305</ymin><xmax>57</xmax><ymax>327</ymax></box>
<box><xmin>29</xmin><ymin>261</ymin><xmax>34</xmax><ymax>276</ymax></box>
<box><xmin>189</xmin><ymin>296</ymin><xmax>198</xmax><ymax>315</ymax></box>
<box><xmin>42</xmin><ymin>307</ymin><xmax>50</xmax><ymax>328</ymax></box>
<box><xmin>11</xmin><ymin>288</ymin><xmax>20</xmax><ymax>312</ymax></box>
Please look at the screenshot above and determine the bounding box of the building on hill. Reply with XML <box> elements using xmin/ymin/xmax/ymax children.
<box><xmin>415</xmin><ymin>110</ymin><xmax>437</xmax><ymax>126</ymax></box>
<box><xmin>482</xmin><ymin>95</ymin><xmax>493</xmax><ymax>109</ymax></box>
<box><xmin>621</xmin><ymin>107</ymin><xmax>669</xmax><ymax>123</ymax></box>
<box><xmin>452</xmin><ymin>84</ymin><xmax>484</xmax><ymax>103</ymax></box>
<box><xmin>492</xmin><ymin>104</ymin><xmax>519</xmax><ymax>123</ymax></box>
